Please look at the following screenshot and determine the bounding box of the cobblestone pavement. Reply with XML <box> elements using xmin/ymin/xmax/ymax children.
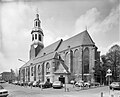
<box><xmin>1</xmin><ymin>83</ymin><xmax>120</xmax><ymax>97</ymax></box>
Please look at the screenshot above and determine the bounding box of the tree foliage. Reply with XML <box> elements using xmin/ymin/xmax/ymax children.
<box><xmin>94</xmin><ymin>44</ymin><xmax>120</xmax><ymax>84</ymax></box>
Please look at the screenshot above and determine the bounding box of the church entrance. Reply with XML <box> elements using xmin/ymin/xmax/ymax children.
<box><xmin>59</xmin><ymin>75</ymin><xmax>65</xmax><ymax>84</ymax></box>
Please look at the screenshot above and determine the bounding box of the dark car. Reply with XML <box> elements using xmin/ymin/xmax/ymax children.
<box><xmin>91</xmin><ymin>82</ymin><xmax>100</xmax><ymax>87</ymax></box>
<box><xmin>110</xmin><ymin>82</ymin><xmax>120</xmax><ymax>90</ymax></box>
<box><xmin>28</xmin><ymin>81</ymin><xmax>34</xmax><ymax>86</ymax></box>
<box><xmin>39</xmin><ymin>81</ymin><xmax>52</xmax><ymax>88</ymax></box>
<box><xmin>0</xmin><ymin>85</ymin><xmax>8</xmax><ymax>97</ymax></box>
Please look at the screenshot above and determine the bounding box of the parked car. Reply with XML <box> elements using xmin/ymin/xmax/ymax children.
<box><xmin>84</xmin><ymin>82</ymin><xmax>91</xmax><ymax>88</ymax></box>
<box><xmin>33</xmin><ymin>81</ymin><xmax>40</xmax><ymax>87</ymax></box>
<box><xmin>19</xmin><ymin>82</ymin><xmax>24</xmax><ymax>86</ymax></box>
<box><xmin>0</xmin><ymin>85</ymin><xmax>8</xmax><ymax>97</ymax></box>
<box><xmin>53</xmin><ymin>81</ymin><xmax>63</xmax><ymax>89</ymax></box>
<box><xmin>28</xmin><ymin>81</ymin><xmax>34</xmax><ymax>86</ymax></box>
<box><xmin>12</xmin><ymin>81</ymin><xmax>18</xmax><ymax>85</ymax></box>
<box><xmin>0</xmin><ymin>80</ymin><xmax>6</xmax><ymax>83</ymax></box>
<box><xmin>70</xmin><ymin>80</ymin><xmax>76</xmax><ymax>84</ymax></box>
<box><xmin>39</xmin><ymin>81</ymin><xmax>52</xmax><ymax>88</ymax></box>
<box><xmin>91</xmin><ymin>82</ymin><xmax>100</xmax><ymax>87</ymax></box>
<box><xmin>75</xmin><ymin>80</ymin><xmax>84</xmax><ymax>87</ymax></box>
<box><xmin>110</xmin><ymin>82</ymin><xmax>120</xmax><ymax>90</ymax></box>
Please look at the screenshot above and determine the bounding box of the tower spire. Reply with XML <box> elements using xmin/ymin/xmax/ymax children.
<box><xmin>36</xmin><ymin>8</ymin><xmax>39</xmax><ymax>19</ymax></box>
<box><xmin>30</xmin><ymin>11</ymin><xmax>44</xmax><ymax>59</ymax></box>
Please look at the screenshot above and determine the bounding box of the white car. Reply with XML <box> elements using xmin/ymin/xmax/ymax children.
<box><xmin>84</xmin><ymin>82</ymin><xmax>91</xmax><ymax>88</ymax></box>
<box><xmin>75</xmin><ymin>81</ymin><xmax>84</xmax><ymax>87</ymax></box>
<box><xmin>32</xmin><ymin>81</ymin><xmax>38</xmax><ymax>87</ymax></box>
<box><xmin>53</xmin><ymin>81</ymin><xmax>63</xmax><ymax>89</ymax></box>
<box><xmin>0</xmin><ymin>85</ymin><xmax>8</xmax><ymax>97</ymax></box>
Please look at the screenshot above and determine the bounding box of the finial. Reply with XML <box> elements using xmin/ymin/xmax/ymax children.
<box><xmin>36</xmin><ymin>8</ymin><xmax>39</xmax><ymax>19</ymax></box>
<box><xmin>85</xmin><ymin>25</ymin><xmax>87</xmax><ymax>31</ymax></box>
<box><xmin>36</xmin><ymin>8</ymin><xmax>38</xmax><ymax>14</ymax></box>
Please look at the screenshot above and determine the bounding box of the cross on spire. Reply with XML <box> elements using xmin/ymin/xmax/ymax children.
<box><xmin>85</xmin><ymin>25</ymin><xmax>87</xmax><ymax>31</ymax></box>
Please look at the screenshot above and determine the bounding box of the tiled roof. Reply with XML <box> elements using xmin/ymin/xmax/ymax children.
<box><xmin>20</xmin><ymin>30</ymin><xmax>95</xmax><ymax>69</ymax></box>
<box><xmin>33</xmin><ymin>52</ymin><xmax>56</xmax><ymax>64</ymax></box>
<box><xmin>58</xmin><ymin>30</ymin><xmax>95</xmax><ymax>52</ymax></box>
<box><xmin>20</xmin><ymin>59</ymin><xmax>33</xmax><ymax>69</ymax></box>
<box><xmin>36</xmin><ymin>39</ymin><xmax>63</xmax><ymax>57</ymax></box>
<box><xmin>20</xmin><ymin>39</ymin><xmax>62</xmax><ymax>68</ymax></box>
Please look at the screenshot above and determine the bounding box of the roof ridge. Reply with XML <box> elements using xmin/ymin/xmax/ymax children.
<box><xmin>82</xmin><ymin>30</ymin><xmax>95</xmax><ymax>45</ymax></box>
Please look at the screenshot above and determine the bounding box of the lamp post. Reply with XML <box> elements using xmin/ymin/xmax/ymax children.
<box><xmin>64</xmin><ymin>70</ymin><xmax>67</xmax><ymax>92</ymax></box>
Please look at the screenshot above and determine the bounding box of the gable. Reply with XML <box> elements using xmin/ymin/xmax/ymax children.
<box><xmin>82</xmin><ymin>30</ymin><xmax>95</xmax><ymax>45</ymax></box>
<box><xmin>54</xmin><ymin>61</ymin><xmax>67</xmax><ymax>74</ymax></box>
<box><xmin>58</xmin><ymin>30</ymin><xmax>95</xmax><ymax>52</ymax></box>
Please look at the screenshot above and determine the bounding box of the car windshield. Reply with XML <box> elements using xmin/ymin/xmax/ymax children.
<box><xmin>0</xmin><ymin>85</ymin><xmax>4</xmax><ymax>89</ymax></box>
<box><xmin>112</xmin><ymin>82</ymin><xmax>120</xmax><ymax>85</ymax></box>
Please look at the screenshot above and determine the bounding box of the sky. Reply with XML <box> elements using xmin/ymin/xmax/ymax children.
<box><xmin>0</xmin><ymin>0</ymin><xmax>120</xmax><ymax>73</ymax></box>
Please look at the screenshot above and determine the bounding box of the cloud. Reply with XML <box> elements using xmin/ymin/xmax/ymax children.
<box><xmin>0</xmin><ymin>2</ymin><xmax>34</xmax><ymax>72</ymax></box>
<box><xmin>75</xmin><ymin>7</ymin><xmax>101</xmax><ymax>34</ymax></box>
<box><xmin>75</xmin><ymin>4</ymin><xmax>119</xmax><ymax>55</ymax></box>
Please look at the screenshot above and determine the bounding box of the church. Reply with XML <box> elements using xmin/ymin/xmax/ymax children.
<box><xmin>19</xmin><ymin>13</ymin><xmax>100</xmax><ymax>84</ymax></box>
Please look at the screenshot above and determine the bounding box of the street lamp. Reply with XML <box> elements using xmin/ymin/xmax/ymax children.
<box><xmin>18</xmin><ymin>59</ymin><xmax>26</xmax><ymax>63</ymax></box>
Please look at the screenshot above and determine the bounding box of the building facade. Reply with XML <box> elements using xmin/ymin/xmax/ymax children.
<box><xmin>19</xmin><ymin>13</ymin><xmax>100</xmax><ymax>84</ymax></box>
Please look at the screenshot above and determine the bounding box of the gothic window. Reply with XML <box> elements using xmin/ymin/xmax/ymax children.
<box><xmin>38</xmin><ymin>65</ymin><xmax>42</xmax><ymax>75</ymax></box>
<box><xmin>39</xmin><ymin>34</ymin><xmax>41</xmax><ymax>41</ymax></box>
<box><xmin>35</xmin><ymin>34</ymin><xmax>37</xmax><ymax>40</ymax></box>
<box><xmin>32</xmin><ymin>34</ymin><xmax>34</xmax><ymax>41</ymax></box>
<box><xmin>46</xmin><ymin>63</ymin><xmax>50</xmax><ymax>75</ymax></box>
<box><xmin>73</xmin><ymin>49</ymin><xmax>79</xmax><ymax>74</ymax></box>
<box><xmin>83</xmin><ymin>47</ymin><xmax>89</xmax><ymax>74</ymax></box>
<box><xmin>65</xmin><ymin>52</ymin><xmax>70</xmax><ymax>68</ymax></box>
<box><xmin>34</xmin><ymin>65</ymin><xmax>36</xmax><ymax>81</ymax></box>
<box><xmin>25</xmin><ymin>68</ymin><xmax>27</xmax><ymax>76</ymax></box>
<box><xmin>31</xmin><ymin>67</ymin><xmax>33</xmax><ymax>76</ymax></box>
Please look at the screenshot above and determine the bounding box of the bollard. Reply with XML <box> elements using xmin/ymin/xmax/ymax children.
<box><xmin>111</xmin><ymin>95</ymin><xmax>114</xmax><ymax>97</ymax></box>
<box><xmin>67</xmin><ymin>88</ymin><xmax>69</xmax><ymax>92</ymax></box>
<box><xmin>101</xmin><ymin>92</ymin><xmax>103</xmax><ymax>97</ymax></box>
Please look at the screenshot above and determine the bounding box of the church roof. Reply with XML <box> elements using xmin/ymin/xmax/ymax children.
<box><xmin>36</xmin><ymin>39</ymin><xmax>63</xmax><ymax>57</ymax></box>
<box><xmin>33</xmin><ymin>52</ymin><xmax>56</xmax><ymax>64</ymax></box>
<box><xmin>58</xmin><ymin>30</ymin><xmax>95</xmax><ymax>52</ymax></box>
<box><xmin>20</xmin><ymin>30</ymin><xmax>95</xmax><ymax>69</ymax></box>
<box><xmin>20</xmin><ymin>39</ymin><xmax>62</xmax><ymax>68</ymax></box>
<box><xmin>20</xmin><ymin>59</ymin><xmax>33</xmax><ymax>69</ymax></box>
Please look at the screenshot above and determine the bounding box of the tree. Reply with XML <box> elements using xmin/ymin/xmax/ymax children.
<box><xmin>106</xmin><ymin>44</ymin><xmax>120</xmax><ymax>81</ymax></box>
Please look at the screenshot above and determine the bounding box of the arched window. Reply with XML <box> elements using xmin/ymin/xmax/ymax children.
<box><xmin>38</xmin><ymin>65</ymin><xmax>41</xmax><ymax>75</ymax></box>
<box><xmin>46</xmin><ymin>63</ymin><xmax>50</xmax><ymax>74</ymax></box>
<box><xmin>31</xmin><ymin>67</ymin><xmax>33</xmax><ymax>76</ymax></box>
<box><xmin>73</xmin><ymin>49</ymin><xmax>79</xmax><ymax>74</ymax></box>
<box><xmin>83</xmin><ymin>47</ymin><xmax>89</xmax><ymax>74</ymax></box>
<box><xmin>38</xmin><ymin>21</ymin><xmax>40</xmax><ymax>27</ymax></box>
<box><xmin>65</xmin><ymin>52</ymin><xmax>70</xmax><ymax>68</ymax></box>
<box><xmin>32</xmin><ymin>34</ymin><xmax>34</xmax><ymax>41</ymax></box>
<box><xmin>39</xmin><ymin>34</ymin><xmax>41</xmax><ymax>41</ymax></box>
<box><xmin>36</xmin><ymin>21</ymin><xmax>37</xmax><ymax>27</ymax></box>
<box><xmin>35</xmin><ymin>34</ymin><xmax>37</xmax><ymax>40</ymax></box>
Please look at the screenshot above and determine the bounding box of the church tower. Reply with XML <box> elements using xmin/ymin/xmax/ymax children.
<box><xmin>30</xmin><ymin>13</ymin><xmax>44</xmax><ymax>59</ymax></box>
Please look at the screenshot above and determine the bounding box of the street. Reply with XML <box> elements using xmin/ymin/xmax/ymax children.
<box><xmin>0</xmin><ymin>83</ymin><xmax>120</xmax><ymax>97</ymax></box>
